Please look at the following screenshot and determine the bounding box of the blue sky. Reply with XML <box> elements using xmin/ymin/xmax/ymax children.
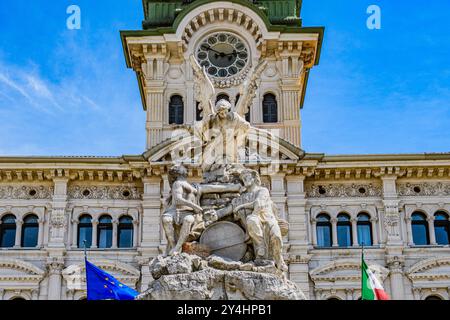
<box><xmin>0</xmin><ymin>0</ymin><xmax>449</xmax><ymax>156</ymax></box>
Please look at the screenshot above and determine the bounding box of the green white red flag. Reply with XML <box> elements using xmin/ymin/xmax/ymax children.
<box><xmin>361</xmin><ymin>257</ymin><xmax>390</xmax><ymax>300</ymax></box>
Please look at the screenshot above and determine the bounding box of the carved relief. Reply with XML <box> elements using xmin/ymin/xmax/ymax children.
<box><xmin>0</xmin><ymin>185</ymin><xmax>53</xmax><ymax>200</ymax></box>
<box><xmin>398</xmin><ymin>182</ymin><xmax>450</xmax><ymax>196</ymax></box>
<box><xmin>306</xmin><ymin>183</ymin><xmax>382</xmax><ymax>198</ymax></box>
<box><xmin>67</xmin><ymin>186</ymin><xmax>141</xmax><ymax>200</ymax></box>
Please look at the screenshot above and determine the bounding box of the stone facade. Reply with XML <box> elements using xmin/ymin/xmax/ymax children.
<box><xmin>0</xmin><ymin>0</ymin><xmax>449</xmax><ymax>300</ymax></box>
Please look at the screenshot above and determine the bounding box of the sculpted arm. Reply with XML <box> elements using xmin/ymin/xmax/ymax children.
<box><xmin>198</xmin><ymin>184</ymin><xmax>241</xmax><ymax>195</ymax></box>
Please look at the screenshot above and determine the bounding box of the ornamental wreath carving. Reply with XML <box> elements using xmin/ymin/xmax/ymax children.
<box><xmin>398</xmin><ymin>182</ymin><xmax>450</xmax><ymax>196</ymax></box>
<box><xmin>67</xmin><ymin>186</ymin><xmax>141</xmax><ymax>200</ymax></box>
<box><xmin>0</xmin><ymin>185</ymin><xmax>53</xmax><ymax>199</ymax></box>
<box><xmin>306</xmin><ymin>183</ymin><xmax>382</xmax><ymax>198</ymax></box>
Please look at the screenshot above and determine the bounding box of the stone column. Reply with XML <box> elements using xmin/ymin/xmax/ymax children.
<box><xmin>133</xmin><ymin>220</ymin><xmax>139</xmax><ymax>248</ymax></box>
<box><xmin>346</xmin><ymin>288</ymin><xmax>354</xmax><ymax>300</ymax></box>
<box><xmin>288</xmin><ymin>256</ymin><xmax>312</xmax><ymax>299</ymax></box>
<box><xmin>14</xmin><ymin>219</ymin><xmax>23</xmax><ymax>248</ymax></box>
<box><xmin>427</xmin><ymin>216</ymin><xmax>437</xmax><ymax>245</ymax></box>
<box><xmin>381</xmin><ymin>175</ymin><xmax>403</xmax><ymax>246</ymax></box>
<box><xmin>331</xmin><ymin>218</ymin><xmax>338</xmax><ymax>247</ymax></box>
<box><xmin>310</xmin><ymin>218</ymin><xmax>317</xmax><ymax>246</ymax></box>
<box><xmin>370</xmin><ymin>217</ymin><xmax>379</xmax><ymax>245</ymax></box>
<box><xmin>0</xmin><ymin>288</ymin><xmax>4</xmax><ymax>300</ymax></box>
<box><xmin>46</xmin><ymin>259</ymin><xmax>64</xmax><ymax>300</ymax></box>
<box><xmin>141</xmin><ymin>176</ymin><xmax>162</xmax><ymax>255</ymax></box>
<box><xmin>91</xmin><ymin>219</ymin><xmax>98</xmax><ymax>248</ymax></box>
<box><xmin>66</xmin><ymin>289</ymin><xmax>74</xmax><ymax>301</ymax></box>
<box><xmin>31</xmin><ymin>290</ymin><xmax>38</xmax><ymax>300</ymax></box>
<box><xmin>412</xmin><ymin>287</ymin><xmax>421</xmax><ymax>300</ymax></box>
<box><xmin>286</xmin><ymin>175</ymin><xmax>310</xmax><ymax>297</ymax></box>
<box><xmin>37</xmin><ymin>218</ymin><xmax>44</xmax><ymax>247</ymax></box>
<box><xmin>351</xmin><ymin>218</ymin><xmax>358</xmax><ymax>246</ymax></box>
<box><xmin>405</xmin><ymin>217</ymin><xmax>414</xmax><ymax>245</ymax></box>
<box><xmin>386</xmin><ymin>256</ymin><xmax>405</xmax><ymax>300</ymax></box>
<box><xmin>71</xmin><ymin>219</ymin><xmax>78</xmax><ymax>248</ymax></box>
<box><xmin>48</xmin><ymin>178</ymin><xmax>69</xmax><ymax>248</ymax></box>
<box><xmin>111</xmin><ymin>219</ymin><xmax>118</xmax><ymax>249</ymax></box>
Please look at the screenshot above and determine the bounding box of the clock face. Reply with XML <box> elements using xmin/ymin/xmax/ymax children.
<box><xmin>196</xmin><ymin>32</ymin><xmax>249</xmax><ymax>78</ymax></box>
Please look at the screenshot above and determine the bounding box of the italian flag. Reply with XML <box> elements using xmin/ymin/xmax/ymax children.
<box><xmin>361</xmin><ymin>257</ymin><xmax>390</xmax><ymax>300</ymax></box>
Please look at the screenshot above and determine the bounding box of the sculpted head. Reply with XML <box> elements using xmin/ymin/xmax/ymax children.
<box><xmin>168</xmin><ymin>164</ymin><xmax>188</xmax><ymax>185</ymax></box>
<box><xmin>215</xmin><ymin>99</ymin><xmax>232</xmax><ymax>119</ymax></box>
<box><xmin>240</xmin><ymin>169</ymin><xmax>261</xmax><ymax>188</ymax></box>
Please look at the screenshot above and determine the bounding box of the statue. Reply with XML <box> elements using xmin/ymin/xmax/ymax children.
<box><xmin>162</xmin><ymin>164</ymin><xmax>243</xmax><ymax>256</ymax></box>
<box><xmin>195</xmin><ymin>99</ymin><xmax>250</xmax><ymax>172</ymax></box>
<box><xmin>190</xmin><ymin>55</ymin><xmax>268</xmax><ymax>171</ymax></box>
<box><xmin>208</xmin><ymin>169</ymin><xmax>288</xmax><ymax>272</ymax></box>
<box><xmin>161</xmin><ymin>165</ymin><xmax>204</xmax><ymax>256</ymax></box>
<box><xmin>141</xmin><ymin>56</ymin><xmax>305</xmax><ymax>301</ymax></box>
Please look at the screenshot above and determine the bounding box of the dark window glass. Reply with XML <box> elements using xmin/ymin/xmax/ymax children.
<box><xmin>0</xmin><ymin>214</ymin><xmax>16</xmax><ymax>248</ymax></box>
<box><xmin>263</xmin><ymin>94</ymin><xmax>278</xmax><ymax>123</ymax></box>
<box><xmin>21</xmin><ymin>215</ymin><xmax>39</xmax><ymax>248</ymax></box>
<box><xmin>78</xmin><ymin>215</ymin><xmax>92</xmax><ymax>248</ymax></box>
<box><xmin>169</xmin><ymin>95</ymin><xmax>184</xmax><ymax>125</ymax></box>
<box><xmin>337</xmin><ymin>214</ymin><xmax>352</xmax><ymax>247</ymax></box>
<box><xmin>118</xmin><ymin>216</ymin><xmax>134</xmax><ymax>248</ymax></box>
<box><xmin>434</xmin><ymin>212</ymin><xmax>450</xmax><ymax>245</ymax></box>
<box><xmin>357</xmin><ymin>213</ymin><xmax>373</xmax><ymax>246</ymax></box>
<box><xmin>98</xmin><ymin>215</ymin><xmax>112</xmax><ymax>249</ymax></box>
<box><xmin>411</xmin><ymin>213</ymin><xmax>429</xmax><ymax>245</ymax></box>
<box><xmin>425</xmin><ymin>295</ymin><xmax>443</xmax><ymax>300</ymax></box>
<box><xmin>316</xmin><ymin>214</ymin><xmax>331</xmax><ymax>247</ymax></box>
<box><xmin>216</xmin><ymin>94</ymin><xmax>230</xmax><ymax>103</ymax></box>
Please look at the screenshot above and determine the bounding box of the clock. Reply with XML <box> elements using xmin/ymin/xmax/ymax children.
<box><xmin>196</xmin><ymin>32</ymin><xmax>249</xmax><ymax>78</ymax></box>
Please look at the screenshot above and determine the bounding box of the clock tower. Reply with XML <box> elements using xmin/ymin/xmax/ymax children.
<box><xmin>121</xmin><ymin>0</ymin><xmax>324</xmax><ymax>150</ymax></box>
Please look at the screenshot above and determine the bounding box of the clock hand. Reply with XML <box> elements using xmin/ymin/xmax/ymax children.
<box><xmin>201</xmin><ymin>45</ymin><xmax>224</xmax><ymax>55</ymax></box>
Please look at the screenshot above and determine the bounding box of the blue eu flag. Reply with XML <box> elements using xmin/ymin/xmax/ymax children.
<box><xmin>85</xmin><ymin>259</ymin><xmax>139</xmax><ymax>300</ymax></box>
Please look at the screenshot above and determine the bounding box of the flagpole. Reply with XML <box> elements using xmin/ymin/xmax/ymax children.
<box><xmin>83</xmin><ymin>240</ymin><xmax>88</xmax><ymax>260</ymax></box>
<box><xmin>361</xmin><ymin>241</ymin><xmax>365</xmax><ymax>300</ymax></box>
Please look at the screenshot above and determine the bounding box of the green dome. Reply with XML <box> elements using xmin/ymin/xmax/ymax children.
<box><xmin>142</xmin><ymin>0</ymin><xmax>302</xmax><ymax>29</ymax></box>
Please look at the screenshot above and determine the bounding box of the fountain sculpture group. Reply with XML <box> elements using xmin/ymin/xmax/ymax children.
<box><xmin>137</xmin><ymin>57</ymin><xmax>305</xmax><ymax>300</ymax></box>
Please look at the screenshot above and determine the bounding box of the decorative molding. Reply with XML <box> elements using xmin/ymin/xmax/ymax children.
<box><xmin>306</xmin><ymin>183</ymin><xmax>382</xmax><ymax>198</ymax></box>
<box><xmin>398</xmin><ymin>182</ymin><xmax>450</xmax><ymax>197</ymax></box>
<box><xmin>67</xmin><ymin>186</ymin><xmax>142</xmax><ymax>200</ymax></box>
<box><xmin>0</xmin><ymin>185</ymin><xmax>53</xmax><ymax>200</ymax></box>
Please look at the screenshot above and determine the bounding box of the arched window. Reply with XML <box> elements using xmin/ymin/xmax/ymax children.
<box><xmin>357</xmin><ymin>213</ymin><xmax>373</xmax><ymax>246</ymax></box>
<box><xmin>78</xmin><ymin>215</ymin><xmax>92</xmax><ymax>248</ymax></box>
<box><xmin>337</xmin><ymin>213</ymin><xmax>352</xmax><ymax>247</ymax></box>
<box><xmin>425</xmin><ymin>295</ymin><xmax>443</xmax><ymax>300</ymax></box>
<box><xmin>316</xmin><ymin>214</ymin><xmax>332</xmax><ymax>247</ymax></box>
<box><xmin>21</xmin><ymin>215</ymin><xmax>39</xmax><ymax>248</ymax></box>
<box><xmin>262</xmin><ymin>93</ymin><xmax>278</xmax><ymax>123</ymax></box>
<box><xmin>0</xmin><ymin>215</ymin><xmax>16</xmax><ymax>248</ymax></box>
<box><xmin>169</xmin><ymin>95</ymin><xmax>184</xmax><ymax>125</ymax></box>
<box><xmin>327</xmin><ymin>297</ymin><xmax>341</xmax><ymax>301</ymax></box>
<box><xmin>10</xmin><ymin>297</ymin><xmax>26</xmax><ymax>301</ymax></box>
<box><xmin>411</xmin><ymin>212</ymin><xmax>429</xmax><ymax>245</ymax></box>
<box><xmin>216</xmin><ymin>93</ymin><xmax>230</xmax><ymax>103</ymax></box>
<box><xmin>434</xmin><ymin>211</ymin><xmax>450</xmax><ymax>245</ymax></box>
<box><xmin>118</xmin><ymin>216</ymin><xmax>134</xmax><ymax>248</ymax></box>
<box><xmin>98</xmin><ymin>215</ymin><xmax>113</xmax><ymax>249</ymax></box>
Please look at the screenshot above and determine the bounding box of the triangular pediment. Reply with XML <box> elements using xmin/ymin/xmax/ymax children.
<box><xmin>143</xmin><ymin>128</ymin><xmax>304</xmax><ymax>165</ymax></box>
<box><xmin>407</xmin><ymin>257</ymin><xmax>450</xmax><ymax>281</ymax></box>
<box><xmin>62</xmin><ymin>260</ymin><xmax>140</xmax><ymax>290</ymax></box>
<box><xmin>0</xmin><ymin>259</ymin><xmax>45</xmax><ymax>282</ymax></box>
<box><xmin>310</xmin><ymin>259</ymin><xmax>389</xmax><ymax>284</ymax></box>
